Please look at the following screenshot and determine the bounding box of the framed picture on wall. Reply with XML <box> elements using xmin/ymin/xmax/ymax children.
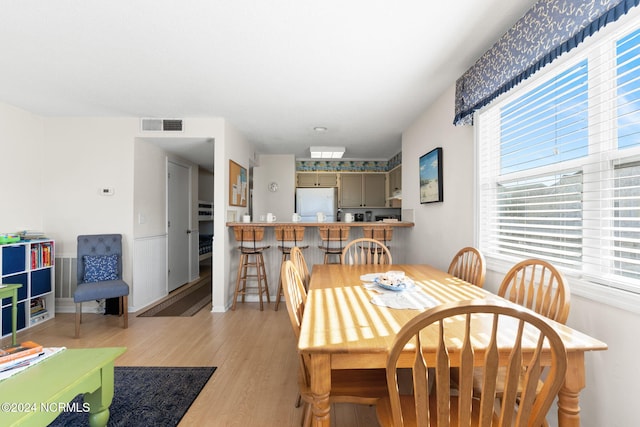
<box><xmin>229</xmin><ymin>160</ymin><xmax>247</xmax><ymax>207</ymax></box>
<box><xmin>419</xmin><ymin>147</ymin><xmax>443</xmax><ymax>204</ymax></box>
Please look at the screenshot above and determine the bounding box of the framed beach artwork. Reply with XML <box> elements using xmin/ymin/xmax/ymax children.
<box><xmin>419</xmin><ymin>147</ymin><xmax>443</xmax><ymax>204</ymax></box>
<box><xmin>229</xmin><ymin>160</ymin><xmax>247</xmax><ymax>207</ymax></box>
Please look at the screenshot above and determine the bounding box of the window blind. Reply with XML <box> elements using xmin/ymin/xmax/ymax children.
<box><xmin>478</xmin><ymin>14</ymin><xmax>640</xmax><ymax>294</ymax></box>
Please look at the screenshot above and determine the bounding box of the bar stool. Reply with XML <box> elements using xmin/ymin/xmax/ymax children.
<box><xmin>362</xmin><ymin>226</ymin><xmax>393</xmax><ymax>254</ymax></box>
<box><xmin>232</xmin><ymin>226</ymin><xmax>271</xmax><ymax>311</ymax></box>
<box><xmin>274</xmin><ymin>225</ymin><xmax>308</xmax><ymax>311</ymax></box>
<box><xmin>318</xmin><ymin>225</ymin><xmax>350</xmax><ymax>264</ymax></box>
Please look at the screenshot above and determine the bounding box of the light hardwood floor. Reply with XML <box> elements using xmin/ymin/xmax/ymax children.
<box><xmin>4</xmin><ymin>297</ymin><xmax>379</xmax><ymax>426</ymax></box>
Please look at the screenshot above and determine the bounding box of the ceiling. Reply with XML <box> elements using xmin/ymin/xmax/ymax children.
<box><xmin>0</xmin><ymin>1</ymin><xmax>537</xmax><ymax>168</ymax></box>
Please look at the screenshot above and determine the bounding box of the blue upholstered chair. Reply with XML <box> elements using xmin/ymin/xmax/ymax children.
<box><xmin>74</xmin><ymin>234</ymin><xmax>129</xmax><ymax>338</ymax></box>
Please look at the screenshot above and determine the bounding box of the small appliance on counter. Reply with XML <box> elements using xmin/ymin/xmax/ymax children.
<box><xmin>365</xmin><ymin>211</ymin><xmax>373</xmax><ymax>222</ymax></box>
<box><xmin>375</xmin><ymin>215</ymin><xmax>399</xmax><ymax>221</ymax></box>
<box><xmin>354</xmin><ymin>213</ymin><xmax>364</xmax><ymax>222</ymax></box>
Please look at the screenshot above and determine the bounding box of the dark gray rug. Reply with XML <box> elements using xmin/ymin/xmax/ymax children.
<box><xmin>49</xmin><ymin>366</ymin><xmax>216</xmax><ymax>426</ymax></box>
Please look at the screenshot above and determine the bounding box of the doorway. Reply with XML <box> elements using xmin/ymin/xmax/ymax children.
<box><xmin>167</xmin><ymin>160</ymin><xmax>191</xmax><ymax>292</ymax></box>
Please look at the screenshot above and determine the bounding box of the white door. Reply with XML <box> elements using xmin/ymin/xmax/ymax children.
<box><xmin>168</xmin><ymin>161</ymin><xmax>190</xmax><ymax>292</ymax></box>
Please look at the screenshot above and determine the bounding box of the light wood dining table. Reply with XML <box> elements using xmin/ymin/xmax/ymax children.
<box><xmin>298</xmin><ymin>264</ymin><xmax>608</xmax><ymax>427</ymax></box>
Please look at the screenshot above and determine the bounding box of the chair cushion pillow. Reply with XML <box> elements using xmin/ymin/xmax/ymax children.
<box><xmin>83</xmin><ymin>254</ymin><xmax>118</xmax><ymax>282</ymax></box>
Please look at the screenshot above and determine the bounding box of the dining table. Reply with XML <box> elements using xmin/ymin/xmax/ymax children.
<box><xmin>298</xmin><ymin>263</ymin><xmax>608</xmax><ymax>427</ymax></box>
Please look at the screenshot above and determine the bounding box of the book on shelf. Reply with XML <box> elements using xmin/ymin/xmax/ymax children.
<box><xmin>18</xmin><ymin>230</ymin><xmax>46</xmax><ymax>240</ymax></box>
<box><xmin>0</xmin><ymin>341</ymin><xmax>44</xmax><ymax>365</ymax></box>
<box><xmin>30</xmin><ymin>297</ymin><xmax>47</xmax><ymax>317</ymax></box>
<box><xmin>30</xmin><ymin>308</ymin><xmax>48</xmax><ymax>318</ymax></box>
<box><xmin>30</xmin><ymin>313</ymin><xmax>49</xmax><ymax>325</ymax></box>
<box><xmin>31</xmin><ymin>243</ymin><xmax>53</xmax><ymax>268</ymax></box>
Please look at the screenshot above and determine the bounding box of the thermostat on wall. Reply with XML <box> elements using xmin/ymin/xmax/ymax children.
<box><xmin>99</xmin><ymin>187</ymin><xmax>115</xmax><ymax>196</ymax></box>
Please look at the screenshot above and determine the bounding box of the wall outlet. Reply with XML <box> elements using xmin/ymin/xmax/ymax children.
<box><xmin>99</xmin><ymin>187</ymin><xmax>114</xmax><ymax>196</ymax></box>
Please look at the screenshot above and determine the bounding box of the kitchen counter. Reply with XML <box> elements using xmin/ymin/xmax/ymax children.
<box><xmin>226</xmin><ymin>221</ymin><xmax>413</xmax><ymax>295</ymax></box>
<box><xmin>225</xmin><ymin>221</ymin><xmax>414</xmax><ymax>227</ymax></box>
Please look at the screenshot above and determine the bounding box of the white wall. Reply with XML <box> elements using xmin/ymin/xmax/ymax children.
<box><xmin>0</xmin><ymin>103</ymin><xmax>46</xmax><ymax>232</ymax></box>
<box><xmin>401</xmin><ymin>85</ymin><xmax>475</xmax><ymax>270</ymax></box>
<box><xmin>41</xmin><ymin>117</ymin><xmax>138</xmax><ymax>269</ymax></box>
<box><xmin>0</xmin><ymin>101</ymin><xmax>242</xmax><ymax>313</ymax></box>
<box><xmin>252</xmin><ymin>154</ymin><xmax>296</xmax><ymax>222</ymax></box>
<box><xmin>0</xmin><ymin>113</ymin><xmax>226</xmax><ymax>312</ymax></box>
<box><xmin>133</xmin><ymin>141</ymin><xmax>203</xmax><ymax>306</ymax></box>
<box><xmin>402</xmin><ymin>84</ymin><xmax>639</xmax><ymax>426</ymax></box>
<box><xmin>211</xmin><ymin>120</ymin><xmax>254</xmax><ymax>312</ymax></box>
<box><xmin>134</xmin><ymin>139</ymin><xmax>168</xmax><ymax>238</ymax></box>
<box><xmin>132</xmin><ymin>120</ymin><xmax>223</xmax><ymax>309</ymax></box>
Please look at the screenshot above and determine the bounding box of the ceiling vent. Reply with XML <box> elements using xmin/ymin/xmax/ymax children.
<box><xmin>141</xmin><ymin>118</ymin><xmax>184</xmax><ymax>132</ymax></box>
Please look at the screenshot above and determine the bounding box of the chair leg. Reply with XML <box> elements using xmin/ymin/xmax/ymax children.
<box><xmin>233</xmin><ymin>251</ymin><xmax>271</xmax><ymax>311</ymax></box>
<box><xmin>241</xmin><ymin>254</ymin><xmax>251</xmax><ymax>304</ymax></box>
<box><xmin>302</xmin><ymin>401</ymin><xmax>312</xmax><ymax>427</ymax></box>
<box><xmin>232</xmin><ymin>253</ymin><xmax>247</xmax><ymax>310</ymax></box>
<box><xmin>256</xmin><ymin>254</ymin><xmax>264</xmax><ymax>311</ymax></box>
<box><xmin>75</xmin><ymin>302</ymin><xmax>82</xmax><ymax>338</ymax></box>
<box><xmin>275</xmin><ymin>252</ymin><xmax>288</xmax><ymax>311</ymax></box>
<box><xmin>255</xmin><ymin>253</ymin><xmax>271</xmax><ymax>311</ymax></box>
<box><xmin>258</xmin><ymin>253</ymin><xmax>270</xmax><ymax>303</ymax></box>
<box><xmin>122</xmin><ymin>295</ymin><xmax>129</xmax><ymax>329</ymax></box>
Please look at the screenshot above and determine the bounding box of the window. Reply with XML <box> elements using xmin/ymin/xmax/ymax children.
<box><xmin>477</xmin><ymin>17</ymin><xmax>640</xmax><ymax>296</ymax></box>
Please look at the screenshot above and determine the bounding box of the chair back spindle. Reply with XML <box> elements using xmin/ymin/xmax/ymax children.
<box><xmin>499</xmin><ymin>259</ymin><xmax>570</xmax><ymax>324</ymax></box>
<box><xmin>376</xmin><ymin>300</ymin><xmax>568</xmax><ymax>427</ymax></box>
<box><xmin>447</xmin><ymin>246</ymin><xmax>486</xmax><ymax>287</ymax></box>
<box><xmin>341</xmin><ymin>238</ymin><xmax>392</xmax><ymax>265</ymax></box>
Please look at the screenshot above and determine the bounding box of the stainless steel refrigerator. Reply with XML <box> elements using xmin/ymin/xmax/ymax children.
<box><xmin>295</xmin><ymin>188</ymin><xmax>337</xmax><ymax>222</ymax></box>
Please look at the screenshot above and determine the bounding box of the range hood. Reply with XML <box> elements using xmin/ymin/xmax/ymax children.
<box><xmin>387</xmin><ymin>189</ymin><xmax>402</xmax><ymax>200</ymax></box>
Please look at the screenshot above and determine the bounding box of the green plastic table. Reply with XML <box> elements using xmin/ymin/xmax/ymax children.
<box><xmin>0</xmin><ymin>347</ymin><xmax>126</xmax><ymax>427</ymax></box>
<box><xmin>0</xmin><ymin>284</ymin><xmax>21</xmax><ymax>346</ymax></box>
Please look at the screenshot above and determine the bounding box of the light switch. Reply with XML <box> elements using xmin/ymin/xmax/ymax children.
<box><xmin>99</xmin><ymin>187</ymin><xmax>115</xmax><ymax>196</ymax></box>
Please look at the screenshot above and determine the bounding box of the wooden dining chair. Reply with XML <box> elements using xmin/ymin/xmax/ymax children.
<box><xmin>290</xmin><ymin>246</ymin><xmax>310</xmax><ymax>291</ymax></box>
<box><xmin>341</xmin><ymin>238</ymin><xmax>392</xmax><ymax>265</ymax></box>
<box><xmin>447</xmin><ymin>246</ymin><xmax>486</xmax><ymax>288</ymax></box>
<box><xmin>280</xmin><ymin>260</ymin><xmax>388</xmax><ymax>426</ymax></box>
<box><xmin>376</xmin><ymin>299</ymin><xmax>568</xmax><ymax>427</ymax></box>
<box><xmin>468</xmin><ymin>258</ymin><xmax>572</xmax><ymax>407</ymax></box>
<box><xmin>498</xmin><ymin>258</ymin><xmax>571</xmax><ymax>324</ymax></box>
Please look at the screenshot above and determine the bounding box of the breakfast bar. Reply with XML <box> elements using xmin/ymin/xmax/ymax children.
<box><xmin>226</xmin><ymin>221</ymin><xmax>414</xmax><ymax>298</ymax></box>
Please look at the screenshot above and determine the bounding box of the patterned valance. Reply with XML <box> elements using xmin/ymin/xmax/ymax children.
<box><xmin>454</xmin><ymin>0</ymin><xmax>640</xmax><ymax>126</ymax></box>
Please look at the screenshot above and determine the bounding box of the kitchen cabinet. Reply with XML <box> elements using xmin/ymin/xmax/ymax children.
<box><xmin>388</xmin><ymin>166</ymin><xmax>401</xmax><ymax>195</ymax></box>
<box><xmin>388</xmin><ymin>166</ymin><xmax>402</xmax><ymax>208</ymax></box>
<box><xmin>340</xmin><ymin>173</ymin><xmax>386</xmax><ymax>208</ymax></box>
<box><xmin>296</xmin><ymin>172</ymin><xmax>338</xmax><ymax>187</ymax></box>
